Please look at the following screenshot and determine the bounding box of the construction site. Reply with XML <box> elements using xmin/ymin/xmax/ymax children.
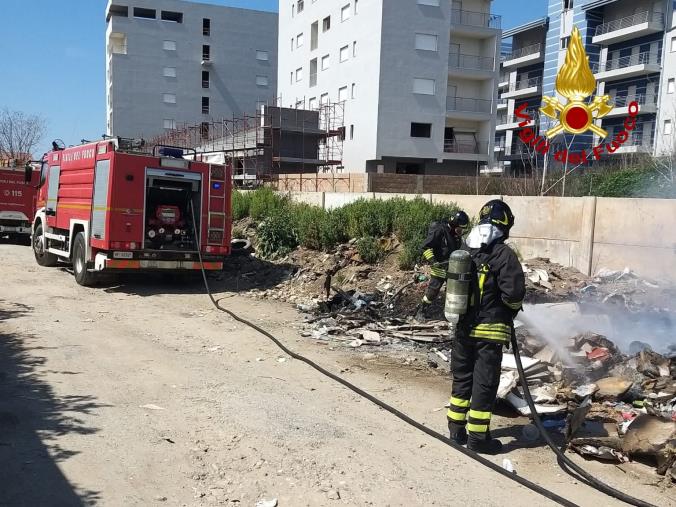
<box><xmin>142</xmin><ymin>101</ymin><xmax>347</xmax><ymax>190</ymax></box>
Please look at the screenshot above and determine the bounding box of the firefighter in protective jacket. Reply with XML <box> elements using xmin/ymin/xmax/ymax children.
<box><xmin>415</xmin><ymin>210</ymin><xmax>470</xmax><ymax>321</ymax></box>
<box><xmin>447</xmin><ymin>200</ymin><xmax>525</xmax><ymax>454</ymax></box>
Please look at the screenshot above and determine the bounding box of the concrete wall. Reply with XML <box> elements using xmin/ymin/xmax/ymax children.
<box><xmin>275</xmin><ymin>191</ymin><xmax>676</xmax><ymax>282</ymax></box>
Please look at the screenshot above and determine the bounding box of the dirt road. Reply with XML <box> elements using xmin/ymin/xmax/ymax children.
<box><xmin>0</xmin><ymin>243</ymin><xmax>672</xmax><ymax>506</ymax></box>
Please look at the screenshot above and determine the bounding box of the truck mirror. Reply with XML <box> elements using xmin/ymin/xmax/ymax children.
<box><xmin>24</xmin><ymin>163</ymin><xmax>33</xmax><ymax>183</ymax></box>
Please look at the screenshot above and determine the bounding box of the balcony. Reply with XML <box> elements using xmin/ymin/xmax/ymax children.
<box><xmin>501</xmin><ymin>76</ymin><xmax>541</xmax><ymax>99</ymax></box>
<box><xmin>592</xmin><ymin>11</ymin><xmax>665</xmax><ymax>45</ymax></box>
<box><xmin>594</xmin><ymin>51</ymin><xmax>661</xmax><ymax>81</ymax></box>
<box><xmin>604</xmin><ymin>136</ymin><xmax>653</xmax><ymax>155</ymax></box>
<box><xmin>502</xmin><ymin>43</ymin><xmax>543</xmax><ymax>68</ymax></box>
<box><xmin>450</xmin><ymin>9</ymin><xmax>501</xmax><ymax>37</ymax></box>
<box><xmin>495</xmin><ymin>109</ymin><xmax>537</xmax><ymax>130</ymax></box>
<box><xmin>496</xmin><ymin>98</ymin><xmax>508</xmax><ymax>109</ymax></box>
<box><xmin>448</xmin><ymin>53</ymin><xmax>495</xmax><ymax>78</ymax></box>
<box><xmin>446</xmin><ymin>97</ymin><xmax>492</xmax><ymax>120</ymax></box>
<box><xmin>605</xmin><ymin>94</ymin><xmax>658</xmax><ymax>118</ymax></box>
<box><xmin>443</xmin><ymin>140</ymin><xmax>489</xmax><ymax>160</ymax></box>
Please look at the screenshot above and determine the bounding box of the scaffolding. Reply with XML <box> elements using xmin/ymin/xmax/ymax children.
<box><xmin>143</xmin><ymin>98</ymin><xmax>345</xmax><ymax>188</ymax></box>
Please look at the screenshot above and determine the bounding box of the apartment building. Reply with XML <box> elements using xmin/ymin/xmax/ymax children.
<box><xmin>497</xmin><ymin>0</ymin><xmax>676</xmax><ymax>174</ymax></box>
<box><xmin>105</xmin><ymin>0</ymin><xmax>278</xmax><ymax>139</ymax></box>
<box><xmin>277</xmin><ymin>0</ymin><xmax>502</xmax><ymax>175</ymax></box>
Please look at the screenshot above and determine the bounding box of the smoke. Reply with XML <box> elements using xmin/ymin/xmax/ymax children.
<box><xmin>521</xmin><ymin>302</ymin><xmax>676</xmax><ymax>356</ymax></box>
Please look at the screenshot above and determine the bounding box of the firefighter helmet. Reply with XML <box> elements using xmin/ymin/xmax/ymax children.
<box><xmin>450</xmin><ymin>210</ymin><xmax>470</xmax><ymax>231</ymax></box>
<box><xmin>479</xmin><ymin>200</ymin><xmax>514</xmax><ymax>232</ymax></box>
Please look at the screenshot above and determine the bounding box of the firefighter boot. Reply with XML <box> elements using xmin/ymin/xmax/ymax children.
<box><xmin>467</xmin><ymin>432</ymin><xmax>503</xmax><ymax>455</ymax></box>
<box><xmin>448</xmin><ymin>422</ymin><xmax>468</xmax><ymax>445</ymax></box>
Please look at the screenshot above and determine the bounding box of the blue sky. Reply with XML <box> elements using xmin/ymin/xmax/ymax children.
<box><xmin>0</xmin><ymin>0</ymin><xmax>545</xmax><ymax>155</ymax></box>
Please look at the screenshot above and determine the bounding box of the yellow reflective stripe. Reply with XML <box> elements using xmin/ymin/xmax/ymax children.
<box><xmin>474</xmin><ymin>323</ymin><xmax>511</xmax><ymax>330</ymax></box>
<box><xmin>422</xmin><ymin>296</ymin><xmax>432</xmax><ymax>304</ymax></box>
<box><xmin>431</xmin><ymin>268</ymin><xmax>446</xmax><ymax>277</ymax></box>
<box><xmin>471</xmin><ymin>327</ymin><xmax>511</xmax><ymax>336</ymax></box>
<box><xmin>423</xmin><ymin>249</ymin><xmax>435</xmax><ymax>260</ymax></box>
<box><xmin>450</xmin><ymin>397</ymin><xmax>470</xmax><ymax>408</ymax></box>
<box><xmin>477</xmin><ymin>265</ymin><xmax>489</xmax><ymax>301</ymax></box>
<box><xmin>467</xmin><ymin>423</ymin><xmax>489</xmax><ymax>433</ymax></box>
<box><xmin>447</xmin><ymin>410</ymin><xmax>467</xmax><ymax>421</ymax></box>
<box><xmin>470</xmin><ymin>332</ymin><xmax>510</xmax><ymax>341</ymax></box>
<box><xmin>469</xmin><ymin>409</ymin><xmax>492</xmax><ymax>420</ymax></box>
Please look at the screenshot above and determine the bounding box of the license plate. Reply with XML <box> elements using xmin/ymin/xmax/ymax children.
<box><xmin>113</xmin><ymin>251</ymin><xmax>134</xmax><ymax>259</ymax></box>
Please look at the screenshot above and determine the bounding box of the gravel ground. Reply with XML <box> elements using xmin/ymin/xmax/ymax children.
<box><xmin>0</xmin><ymin>242</ymin><xmax>673</xmax><ymax>506</ymax></box>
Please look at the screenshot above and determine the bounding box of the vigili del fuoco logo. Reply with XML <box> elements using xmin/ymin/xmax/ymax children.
<box><xmin>515</xmin><ymin>27</ymin><xmax>640</xmax><ymax>164</ymax></box>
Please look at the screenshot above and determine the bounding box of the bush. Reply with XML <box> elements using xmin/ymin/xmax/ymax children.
<box><xmin>249</xmin><ymin>187</ymin><xmax>290</xmax><ymax>221</ymax></box>
<box><xmin>232</xmin><ymin>191</ymin><xmax>251</xmax><ymax>220</ymax></box>
<box><xmin>293</xmin><ymin>203</ymin><xmax>325</xmax><ymax>250</ymax></box>
<box><xmin>398</xmin><ymin>240</ymin><xmax>422</xmax><ymax>270</ymax></box>
<box><xmin>356</xmin><ymin>236</ymin><xmax>385</xmax><ymax>264</ymax></box>
<box><xmin>256</xmin><ymin>209</ymin><xmax>298</xmax><ymax>258</ymax></box>
<box><xmin>318</xmin><ymin>208</ymin><xmax>348</xmax><ymax>250</ymax></box>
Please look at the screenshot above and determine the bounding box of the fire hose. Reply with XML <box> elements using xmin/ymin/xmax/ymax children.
<box><xmin>188</xmin><ymin>201</ymin><xmax>654</xmax><ymax>507</ymax></box>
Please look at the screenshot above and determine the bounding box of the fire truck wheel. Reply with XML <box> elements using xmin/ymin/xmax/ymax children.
<box><xmin>73</xmin><ymin>232</ymin><xmax>95</xmax><ymax>287</ymax></box>
<box><xmin>33</xmin><ymin>223</ymin><xmax>58</xmax><ymax>267</ymax></box>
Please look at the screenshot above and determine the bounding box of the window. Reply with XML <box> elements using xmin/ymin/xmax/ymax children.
<box><xmin>563</xmin><ymin>0</ymin><xmax>574</xmax><ymax>10</ymax></box>
<box><xmin>297</xmin><ymin>0</ymin><xmax>304</xmax><ymax>13</ymax></box>
<box><xmin>350</xmin><ymin>125</ymin><xmax>354</xmax><ymax>140</ymax></box>
<box><xmin>665</xmin><ymin>120</ymin><xmax>673</xmax><ymax>135</ymax></box>
<box><xmin>353</xmin><ymin>41</ymin><xmax>357</xmax><ymax>57</ymax></box>
<box><xmin>341</xmin><ymin>4</ymin><xmax>351</xmax><ymax>22</ymax></box>
<box><xmin>292</xmin><ymin>4</ymin><xmax>295</xmax><ymax>17</ymax></box>
<box><xmin>321</xmin><ymin>54</ymin><xmax>330</xmax><ymax>70</ymax></box>
<box><xmin>310</xmin><ymin>58</ymin><xmax>318</xmax><ymax>87</ymax></box>
<box><xmin>308</xmin><ymin>97</ymin><xmax>317</xmax><ymax>109</ymax></box>
<box><xmin>256</xmin><ymin>75</ymin><xmax>269</xmax><ymax>87</ymax></box>
<box><xmin>354</xmin><ymin>0</ymin><xmax>359</xmax><ymax>15</ymax></box>
<box><xmin>133</xmin><ymin>7</ymin><xmax>156</xmax><ymax>19</ymax></box>
<box><xmin>411</xmin><ymin>123</ymin><xmax>432</xmax><ymax>137</ymax></box>
<box><xmin>417</xmin><ymin>0</ymin><xmax>440</xmax><ymax>5</ymax></box>
<box><xmin>163</xmin><ymin>93</ymin><xmax>176</xmax><ymax>104</ymax></box>
<box><xmin>202</xmin><ymin>97</ymin><xmax>210</xmax><ymax>114</ymax></box>
<box><xmin>202</xmin><ymin>71</ymin><xmax>210</xmax><ymax>88</ymax></box>
<box><xmin>290</xmin><ymin>72</ymin><xmax>294</xmax><ymax>84</ymax></box>
<box><xmin>108</xmin><ymin>5</ymin><xmax>128</xmax><ymax>19</ymax></box>
<box><xmin>415</xmin><ymin>33</ymin><xmax>438</xmax><ymax>51</ymax></box>
<box><xmin>672</xmin><ymin>37</ymin><xmax>676</xmax><ymax>52</ymax></box>
<box><xmin>296</xmin><ymin>100</ymin><xmax>304</xmax><ymax>109</ymax></box>
<box><xmin>668</xmin><ymin>78</ymin><xmax>675</xmax><ymax>94</ymax></box>
<box><xmin>351</xmin><ymin>83</ymin><xmax>356</xmax><ymax>98</ymax></box>
<box><xmin>297</xmin><ymin>33</ymin><xmax>304</xmax><ymax>48</ymax></box>
<box><xmin>163</xmin><ymin>119</ymin><xmax>176</xmax><ymax>130</ymax></box>
<box><xmin>338</xmin><ymin>86</ymin><xmax>348</xmax><ymax>102</ymax></box>
<box><xmin>561</xmin><ymin>37</ymin><xmax>570</xmax><ymax>49</ymax></box>
<box><xmin>163</xmin><ymin>67</ymin><xmax>176</xmax><ymax>78</ymax></box>
<box><xmin>296</xmin><ymin>67</ymin><xmax>303</xmax><ymax>82</ymax></box>
<box><xmin>413</xmin><ymin>78</ymin><xmax>435</xmax><ymax>95</ymax></box>
<box><xmin>323</xmin><ymin>16</ymin><xmax>331</xmax><ymax>32</ymax></box>
<box><xmin>320</xmin><ymin>93</ymin><xmax>329</xmax><ymax>105</ymax></box>
<box><xmin>163</xmin><ymin>40</ymin><xmax>176</xmax><ymax>51</ymax></box>
<box><xmin>340</xmin><ymin>45</ymin><xmax>349</xmax><ymax>62</ymax></box>
<box><xmin>161</xmin><ymin>11</ymin><xmax>183</xmax><ymax>23</ymax></box>
<box><xmin>256</xmin><ymin>50</ymin><xmax>269</xmax><ymax>61</ymax></box>
<box><xmin>291</xmin><ymin>38</ymin><xmax>295</xmax><ymax>51</ymax></box>
<box><xmin>203</xmin><ymin>18</ymin><xmax>211</xmax><ymax>36</ymax></box>
<box><xmin>202</xmin><ymin>45</ymin><xmax>210</xmax><ymax>61</ymax></box>
<box><xmin>311</xmin><ymin>22</ymin><xmax>319</xmax><ymax>50</ymax></box>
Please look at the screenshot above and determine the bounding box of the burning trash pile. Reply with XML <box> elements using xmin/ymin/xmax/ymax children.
<box><xmin>504</xmin><ymin>326</ymin><xmax>676</xmax><ymax>479</ymax></box>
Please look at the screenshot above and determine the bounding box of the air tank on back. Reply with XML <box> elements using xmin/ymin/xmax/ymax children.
<box><xmin>445</xmin><ymin>250</ymin><xmax>473</xmax><ymax>336</ymax></box>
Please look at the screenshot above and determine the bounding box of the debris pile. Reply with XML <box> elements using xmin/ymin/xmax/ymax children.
<box><xmin>500</xmin><ymin>326</ymin><xmax>676</xmax><ymax>477</ymax></box>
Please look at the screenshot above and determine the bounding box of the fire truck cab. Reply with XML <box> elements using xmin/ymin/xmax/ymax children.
<box><xmin>31</xmin><ymin>139</ymin><xmax>232</xmax><ymax>286</ymax></box>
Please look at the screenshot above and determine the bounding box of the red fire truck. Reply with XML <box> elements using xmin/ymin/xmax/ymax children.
<box><xmin>0</xmin><ymin>162</ymin><xmax>39</xmax><ymax>242</ymax></box>
<box><xmin>30</xmin><ymin>138</ymin><xmax>232</xmax><ymax>285</ymax></box>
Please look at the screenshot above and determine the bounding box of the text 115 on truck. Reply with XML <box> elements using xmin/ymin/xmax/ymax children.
<box><xmin>30</xmin><ymin>138</ymin><xmax>232</xmax><ymax>285</ymax></box>
<box><xmin>0</xmin><ymin>159</ymin><xmax>39</xmax><ymax>242</ymax></box>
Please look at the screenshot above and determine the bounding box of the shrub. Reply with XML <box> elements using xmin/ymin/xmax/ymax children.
<box><xmin>356</xmin><ymin>236</ymin><xmax>385</xmax><ymax>264</ymax></box>
<box><xmin>232</xmin><ymin>191</ymin><xmax>251</xmax><ymax>220</ymax></box>
<box><xmin>256</xmin><ymin>209</ymin><xmax>298</xmax><ymax>258</ymax></box>
<box><xmin>398</xmin><ymin>240</ymin><xmax>422</xmax><ymax>270</ymax></box>
<box><xmin>249</xmin><ymin>187</ymin><xmax>290</xmax><ymax>221</ymax></box>
<box><xmin>318</xmin><ymin>208</ymin><xmax>348</xmax><ymax>250</ymax></box>
<box><xmin>231</xmin><ymin>226</ymin><xmax>245</xmax><ymax>239</ymax></box>
<box><xmin>293</xmin><ymin>203</ymin><xmax>325</xmax><ymax>250</ymax></box>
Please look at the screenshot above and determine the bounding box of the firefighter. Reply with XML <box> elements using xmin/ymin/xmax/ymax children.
<box><xmin>414</xmin><ymin>210</ymin><xmax>470</xmax><ymax>321</ymax></box>
<box><xmin>447</xmin><ymin>200</ymin><xmax>525</xmax><ymax>454</ymax></box>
